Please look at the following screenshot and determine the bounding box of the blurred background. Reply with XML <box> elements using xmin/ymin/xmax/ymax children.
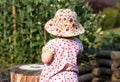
<box><xmin>87</xmin><ymin>0</ymin><xmax>120</xmax><ymax>30</ymax></box>
<box><xmin>0</xmin><ymin>0</ymin><xmax>120</xmax><ymax>81</ymax></box>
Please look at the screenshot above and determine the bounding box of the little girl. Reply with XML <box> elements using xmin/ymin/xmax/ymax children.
<box><xmin>40</xmin><ymin>8</ymin><xmax>85</xmax><ymax>82</ymax></box>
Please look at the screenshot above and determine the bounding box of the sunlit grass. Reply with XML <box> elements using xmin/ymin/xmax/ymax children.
<box><xmin>104</xmin><ymin>27</ymin><xmax>120</xmax><ymax>34</ymax></box>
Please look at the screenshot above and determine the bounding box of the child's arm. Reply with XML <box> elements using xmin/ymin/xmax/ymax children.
<box><xmin>41</xmin><ymin>49</ymin><xmax>54</xmax><ymax>64</ymax></box>
<box><xmin>41</xmin><ymin>39</ymin><xmax>55</xmax><ymax>64</ymax></box>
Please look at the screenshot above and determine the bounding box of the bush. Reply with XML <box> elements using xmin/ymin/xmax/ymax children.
<box><xmin>75</xmin><ymin>3</ymin><xmax>103</xmax><ymax>62</ymax></box>
<box><xmin>115</xmin><ymin>3</ymin><xmax>120</xmax><ymax>27</ymax></box>
<box><xmin>100</xmin><ymin>8</ymin><xmax>118</xmax><ymax>30</ymax></box>
<box><xmin>98</xmin><ymin>32</ymin><xmax>120</xmax><ymax>51</ymax></box>
<box><xmin>0</xmin><ymin>0</ymin><xmax>79</xmax><ymax>66</ymax></box>
<box><xmin>0</xmin><ymin>0</ymin><xmax>103</xmax><ymax>66</ymax></box>
<box><xmin>0</xmin><ymin>0</ymin><xmax>90</xmax><ymax>66</ymax></box>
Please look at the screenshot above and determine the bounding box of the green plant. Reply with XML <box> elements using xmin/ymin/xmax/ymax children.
<box><xmin>101</xmin><ymin>8</ymin><xmax>118</xmax><ymax>30</ymax></box>
<box><xmin>115</xmin><ymin>3</ymin><xmax>120</xmax><ymax>27</ymax></box>
<box><xmin>0</xmin><ymin>0</ymin><xmax>104</xmax><ymax>67</ymax></box>
<box><xmin>0</xmin><ymin>0</ymin><xmax>86</xmax><ymax>66</ymax></box>
<box><xmin>99</xmin><ymin>32</ymin><xmax>120</xmax><ymax>51</ymax></box>
<box><xmin>75</xmin><ymin>3</ymin><xmax>103</xmax><ymax>62</ymax></box>
<box><xmin>0</xmin><ymin>0</ymin><xmax>13</xmax><ymax>65</ymax></box>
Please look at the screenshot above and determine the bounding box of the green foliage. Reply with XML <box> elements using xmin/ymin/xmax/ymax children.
<box><xmin>101</xmin><ymin>8</ymin><xmax>118</xmax><ymax>30</ymax></box>
<box><xmin>0</xmin><ymin>0</ymin><xmax>105</xmax><ymax>66</ymax></box>
<box><xmin>115</xmin><ymin>3</ymin><xmax>120</xmax><ymax>27</ymax></box>
<box><xmin>1</xmin><ymin>0</ymin><xmax>89</xmax><ymax>66</ymax></box>
<box><xmin>116</xmin><ymin>2</ymin><xmax>120</xmax><ymax>12</ymax></box>
<box><xmin>0</xmin><ymin>0</ymin><xmax>13</xmax><ymax>65</ymax></box>
<box><xmin>99</xmin><ymin>32</ymin><xmax>120</xmax><ymax>51</ymax></box>
<box><xmin>75</xmin><ymin>3</ymin><xmax>103</xmax><ymax>62</ymax></box>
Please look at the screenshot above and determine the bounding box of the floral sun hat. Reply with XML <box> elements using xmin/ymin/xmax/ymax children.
<box><xmin>44</xmin><ymin>8</ymin><xmax>85</xmax><ymax>37</ymax></box>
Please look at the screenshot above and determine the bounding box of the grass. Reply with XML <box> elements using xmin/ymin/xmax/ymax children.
<box><xmin>104</xmin><ymin>27</ymin><xmax>120</xmax><ymax>34</ymax></box>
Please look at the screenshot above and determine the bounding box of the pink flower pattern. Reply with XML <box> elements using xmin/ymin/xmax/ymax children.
<box><xmin>40</xmin><ymin>38</ymin><xmax>83</xmax><ymax>82</ymax></box>
<box><xmin>44</xmin><ymin>9</ymin><xmax>85</xmax><ymax>37</ymax></box>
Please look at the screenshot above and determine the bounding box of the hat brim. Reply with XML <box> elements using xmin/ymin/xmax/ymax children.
<box><xmin>44</xmin><ymin>18</ymin><xmax>85</xmax><ymax>37</ymax></box>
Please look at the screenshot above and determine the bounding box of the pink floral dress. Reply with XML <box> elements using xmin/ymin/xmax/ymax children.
<box><xmin>40</xmin><ymin>38</ymin><xmax>83</xmax><ymax>82</ymax></box>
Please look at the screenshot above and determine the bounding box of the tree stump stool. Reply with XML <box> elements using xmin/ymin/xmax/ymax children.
<box><xmin>9</xmin><ymin>64</ymin><xmax>43</xmax><ymax>82</ymax></box>
<box><xmin>0</xmin><ymin>76</ymin><xmax>2</xmax><ymax>82</ymax></box>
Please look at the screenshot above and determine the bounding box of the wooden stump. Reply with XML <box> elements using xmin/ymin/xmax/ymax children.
<box><xmin>0</xmin><ymin>76</ymin><xmax>2</xmax><ymax>82</ymax></box>
<box><xmin>92</xmin><ymin>77</ymin><xmax>105</xmax><ymax>82</ymax></box>
<box><xmin>92</xmin><ymin>67</ymin><xmax>112</xmax><ymax>75</ymax></box>
<box><xmin>111</xmin><ymin>51</ymin><xmax>120</xmax><ymax>60</ymax></box>
<box><xmin>96</xmin><ymin>50</ymin><xmax>112</xmax><ymax>59</ymax></box>
<box><xmin>79</xmin><ymin>73</ymin><xmax>94</xmax><ymax>82</ymax></box>
<box><xmin>112</xmin><ymin>74</ymin><xmax>120</xmax><ymax>82</ymax></box>
<box><xmin>95</xmin><ymin>50</ymin><xmax>120</xmax><ymax>60</ymax></box>
<box><xmin>92</xmin><ymin>68</ymin><xmax>101</xmax><ymax>76</ymax></box>
<box><xmin>97</xmin><ymin>59</ymin><xmax>111</xmax><ymax>67</ymax></box>
<box><xmin>112</xmin><ymin>59</ymin><xmax>120</xmax><ymax>68</ymax></box>
<box><xmin>90</xmin><ymin>60</ymin><xmax>99</xmax><ymax>67</ymax></box>
<box><xmin>9</xmin><ymin>64</ymin><xmax>43</xmax><ymax>82</ymax></box>
<box><xmin>79</xmin><ymin>65</ymin><xmax>93</xmax><ymax>75</ymax></box>
<box><xmin>90</xmin><ymin>50</ymin><xmax>120</xmax><ymax>82</ymax></box>
<box><xmin>112</xmin><ymin>69</ymin><xmax>120</xmax><ymax>79</ymax></box>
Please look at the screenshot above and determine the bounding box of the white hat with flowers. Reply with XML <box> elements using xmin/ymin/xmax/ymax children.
<box><xmin>44</xmin><ymin>8</ymin><xmax>85</xmax><ymax>37</ymax></box>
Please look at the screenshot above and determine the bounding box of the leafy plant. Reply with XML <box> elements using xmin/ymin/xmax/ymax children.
<box><xmin>99</xmin><ymin>32</ymin><xmax>120</xmax><ymax>51</ymax></box>
<box><xmin>75</xmin><ymin>3</ymin><xmax>103</xmax><ymax>62</ymax></box>
<box><xmin>115</xmin><ymin>3</ymin><xmax>120</xmax><ymax>27</ymax></box>
<box><xmin>101</xmin><ymin>8</ymin><xmax>118</xmax><ymax>30</ymax></box>
<box><xmin>0</xmin><ymin>0</ymin><xmax>105</xmax><ymax>67</ymax></box>
<box><xmin>1</xmin><ymin>0</ymin><xmax>91</xmax><ymax>66</ymax></box>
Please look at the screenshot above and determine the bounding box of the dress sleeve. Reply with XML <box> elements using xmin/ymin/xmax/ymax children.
<box><xmin>75</xmin><ymin>38</ymin><xmax>84</xmax><ymax>55</ymax></box>
<box><xmin>79</xmin><ymin>42</ymin><xmax>84</xmax><ymax>53</ymax></box>
<box><xmin>42</xmin><ymin>39</ymin><xmax>55</xmax><ymax>55</ymax></box>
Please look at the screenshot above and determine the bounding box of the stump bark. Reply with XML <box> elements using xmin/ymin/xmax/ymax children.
<box><xmin>97</xmin><ymin>59</ymin><xmax>111</xmax><ymax>67</ymax></box>
<box><xmin>96</xmin><ymin>50</ymin><xmax>112</xmax><ymax>59</ymax></box>
<box><xmin>112</xmin><ymin>74</ymin><xmax>120</xmax><ymax>82</ymax></box>
<box><xmin>92</xmin><ymin>67</ymin><xmax>112</xmax><ymax>75</ymax></box>
<box><xmin>91</xmin><ymin>50</ymin><xmax>120</xmax><ymax>82</ymax></box>
<box><xmin>0</xmin><ymin>76</ymin><xmax>2</xmax><ymax>82</ymax></box>
<box><xmin>92</xmin><ymin>77</ymin><xmax>105</xmax><ymax>82</ymax></box>
<box><xmin>112</xmin><ymin>69</ymin><xmax>120</xmax><ymax>79</ymax></box>
<box><xmin>111</xmin><ymin>51</ymin><xmax>120</xmax><ymax>60</ymax></box>
<box><xmin>112</xmin><ymin>59</ymin><xmax>120</xmax><ymax>68</ymax></box>
<box><xmin>9</xmin><ymin>64</ymin><xmax>43</xmax><ymax>82</ymax></box>
<box><xmin>78</xmin><ymin>73</ymin><xmax>94</xmax><ymax>82</ymax></box>
<box><xmin>79</xmin><ymin>65</ymin><xmax>93</xmax><ymax>75</ymax></box>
